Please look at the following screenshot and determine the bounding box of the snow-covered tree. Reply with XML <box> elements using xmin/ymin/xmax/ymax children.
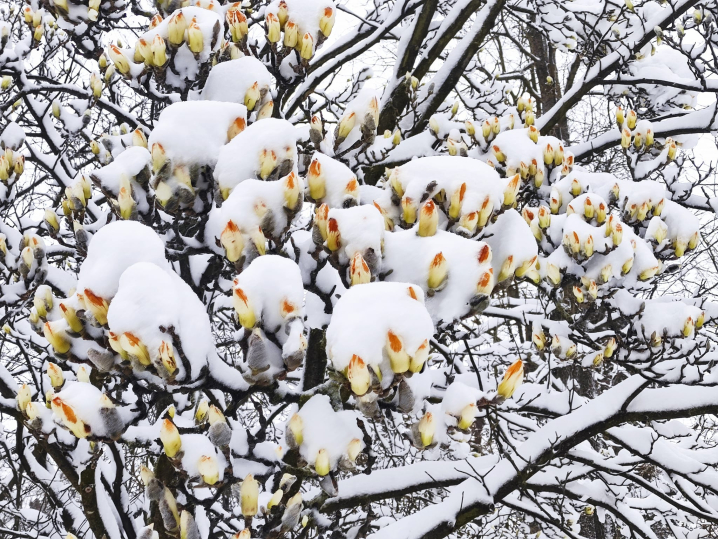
<box><xmin>2</xmin><ymin>0</ymin><xmax>718</xmax><ymax>537</ymax></box>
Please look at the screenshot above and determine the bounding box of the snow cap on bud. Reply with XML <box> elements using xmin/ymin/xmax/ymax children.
<box><xmin>417</xmin><ymin>412</ymin><xmax>436</xmax><ymax>447</ymax></box>
<box><xmin>160</xmin><ymin>418</ymin><xmax>182</xmax><ymax>458</ymax></box>
<box><xmin>241</xmin><ymin>474</ymin><xmax>259</xmax><ymax>517</ymax></box>
<box><xmin>418</xmin><ymin>200</ymin><xmax>438</xmax><ymax>237</ymax></box>
<box><xmin>497</xmin><ymin>359</ymin><xmax>523</xmax><ymax>399</ymax></box>
<box><xmin>347</xmin><ymin>354</ymin><xmax>370</xmax><ymax>396</ymax></box>
<box><xmin>350</xmin><ymin>252</ymin><xmax>371</xmax><ymax>285</ymax></box>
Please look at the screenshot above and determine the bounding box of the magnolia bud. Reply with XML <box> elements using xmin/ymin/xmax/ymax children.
<box><xmin>197</xmin><ymin>455</ymin><xmax>219</xmax><ymax>485</ymax></box>
<box><xmin>119</xmin><ymin>332</ymin><xmax>151</xmax><ymax>365</ymax></box>
<box><xmin>350</xmin><ymin>252</ymin><xmax>371</xmax><ymax>285</ymax></box>
<box><xmin>233</xmin><ymin>287</ymin><xmax>256</xmax><ymax>329</ymax></box>
<box><xmin>458</xmin><ymin>403</ymin><xmax>476</xmax><ymax>430</ymax></box>
<box><xmin>497</xmin><ymin>359</ymin><xmax>523</xmax><ymax>399</ymax></box>
<box><xmin>503</xmin><ymin>175</ymin><xmax>520</xmax><ymax>207</ymax></box>
<box><xmin>428</xmin><ymin>252</ymin><xmax>448</xmax><ymax>290</ymax></box>
<box><xmin>410</xmin><ymin>339</ymin><xmax>429</xmax><ymax>373</ymax></box>
<box><xmin>187</xmin><ymin>17</ymin><xmax>204</xmax><ymax>53</ymax></box>
<box><xmin>449</xmin><ymin>183</ymin><xmax>466</xmax><ymax>219</ymax></box>
<box><xmin>326</xmin><ymin>218</ymin><xmax>341</xmax><ymax>251</ymax></box>
<box><xmin>497</xmin><ymin>255</ymin><xmax>515</xmax><ymax>282</ymax></box>
<box><xmin>315</xmin><ymin>448</ymin><xmax>330</xmax><ymax>476</ymax></box>
<box><xmin>319</xmin><ymin>7</ymin><xmax>335</xmax><ymax>37</ymax></box>
<box><xmin>418</xmin><ymin>200</ymin><xmax>438</xmax><ymax>237</ymax></box>
<box><xmin>417</xmin><ymin>412</ymin><xmax>435</xmax><ymax>447</ymax></box>
<box><xmin>307</xmin><ymin>158</ymin><xmax>325</xmax><ymax>200</ymax></box>
<box><xmin>241</xmin><ymin>474</ymin><xmax>259</xmax><ymax>517</ymax></box>
<box><xmin>17</xmin><ymin>384</ymin><xmax>31</xmax><ymax>414</ymax></box>
<box><xmin>221</xmin><ymin>220</ymin><xmax>244</xmax><ymax>263</ymax></box>
<box><xmin>386</xmin><ymin>330</ymin><xmax>410</xmax><ymax>373</ymax></box>
<box><xmin>160</xmin><ymin>418</ymin><xmax>182</xmax><ymax>458</ymax></box>
<box><xmin>266</xmin><ymin>12</ymin><xmax>280</xmax><ymax>42</ymax></box>
<box><xmin>44</xmin><ymin>321</ymin><xmax>71</xmax><ymax>354</ymax></box>
<box><xmin>47</xmin><ymin>362</ymin><xmax>64</xmax><ymax>389</ymax></box>
<box><xmin>108</xmin><ymin>45</ymin><xmax>130</xmax><ymax>75</ymax></box>
<box><xmin>347</xmin><ymin>354</ymin><xmax>370</xmax><ymax>396</ymax></box>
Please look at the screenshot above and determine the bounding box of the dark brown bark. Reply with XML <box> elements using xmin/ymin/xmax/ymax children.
<box><xmin>526</xmin><ymin>26</ymin><xmax>568</xmax><ymax>140</ymax></box>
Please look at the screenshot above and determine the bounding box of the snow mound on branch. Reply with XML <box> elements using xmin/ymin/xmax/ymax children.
<box><xmin>90</xmin><ymin>146</ymin><xmax>151</xmax><ymax>194</ymax></box>
<box><xmin>214</xmin><ymin>118</ymin><xmax>298</xmax><ymax>194</ymax></box>
<box><xmin>148</xmin><ymin>101</ymin><xmax>247</xmax><ymax>168</ymax></box>
<box><xmin>480</xmin><ymin>210</ymin><xmax>538</xmax><ymax>278</ymax></box>
<box><xmin>202</xmin><ymin>57</ymin><xmax>272</xmax><ymax>105</ymax></box>
<box><xmin>306</xmin><ymin>152</ymin><xmax>360</xmax><ymax>208</ymax></box>
<box><xmin>326</xmin><ymin>282</ymin><xmax>434</xmax><ymax>371</ymax></box>
<box><xmin>390</xmin><ymin>156</ymin><xmax>504</xmax><ymax>223</ymax></box>
<box><xmin>383</xmin><ymin>229</ymin><xmax>493</xmax><ymax>323</ymax></box>
<box><xmin>327</xmin><ymin>205</ymin><xmax>385</xmax><ymax>266</ymax></box>
<box><xmin>442</xmin><ymin>381</ymin><xmax>484</xmax><ymax>416</ymax></box>
<box><xmin>53</xmin><ymin>382</ymin><xmax>122</xmax><ymax>438</ymax></box>
<box><xmin>285</xmin><ymin>394</ymin><xmax>362</xmax><ymax>468</ymax></box>
<box><xmin>107</xmin><ymin>262</ymin><xmax>212</xmax><ymax>381</ymax></box>
<box><xmin>205</xmin><ymin>174</ymin><xmax>304</xmax><ymax>250</ymax></box>
<box><xmin>232</xmin><ymin>255</ymin><xmax>305</xmax><ymax>333</ymax></box>
<box><xmin>179</xmin><ymin>433</ymin><xmax>227</xmax><ymax>481</ymax></box>
<box><xmin>76</xmin><ymin>221</ymin><xmax>168</xmax><ymax>300</ymax></box>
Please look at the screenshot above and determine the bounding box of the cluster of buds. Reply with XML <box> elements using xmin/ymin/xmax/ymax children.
<box><xmin>220</xmin><ymin>220</ymin><xmax>267</xmax><ymax>266</ymax></box>
<box><xmin>265</xmin><ymin>1</ymin><xmax>335</xmax><ymax>62</ymax></box>
<box><xmin>107</xmin><ymin>8</ymin><xmax>221</xmax><ymax>91</ymax></box>
<box><xmin>18</xmin><ymin>233</ymin><xmax>47</xmax><ymax>280</ymax></box>
<box><xmin>566</xmin><ymin>195</ymin><xmax>607</xmax><ymax>225</ymax></box>
<box><xmin>306</xmin><ymin>155</ymin><xmax>360</xmax><ymax>207</ymax></box>
<box><xmin>0</xmin><ymin>145</ymin><xmax>25</xmax><ymax>186</ymax></box>
<box><xmin>62</xmin><ymin>175</ymin><xmax>92</xmax><ymax>216</ymax></box>
<box><xmin>285</xmin><ymin>402</ymin><xmax>363</xmax><ymax>476</ymax></box>
<box><xmin>619</xmin><ymin>195</ymin><xmax>664</xmax><ymax>228</ymax></box>
<box><xmin>23</xmin><ymin>5</ymin><xmax>49</xmax><ymax>42</ymax></box>
<box><xmin>226</xmin><ymin>3</ymin><xmax>249</xmax><ymax>42</ymax></box>
<box><xmin>563</xmin><ymin>230</ymin><xmax>596</xmax><ymax>261</ymax></box>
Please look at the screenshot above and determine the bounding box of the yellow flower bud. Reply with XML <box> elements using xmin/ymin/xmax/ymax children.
<box><xmin>221</xmin><ymin>220</ymin><xmax>245</xmax><ymax>263</ymax></box>
<box><xmin>427</xmin><ymin>252</ymin><xmax>448</xmax><ymax>290</ymax></box>
<box><xmin>417</xmin><ymin>412</ymin><xmax>435</xmax><ymax>447</ymax></box>
<box><xmin>497</xmin><ymin>359</ymin><xmax>523</xmax><ymax>399</ymax></box>
<box><xmin>187</xmin><ymin>17</ymin><xmax>204</xmax><ymax>53</ymax></box>
<box><xmin>119</xmin><ymin>332</ymin><xmax>151</xmax><ymax>365</ymax></box>
<box><xmin>319</xmin><ymin>7</ymin><xmax>335</xmax><ymax>37</ymax></box>
<box><xmin>457</xmin><ymin>403</ymin><xmax>476</xmax><ymax>430</ymax></box>
<box><xmin>17</xmin><ymin>383</ymin><xmax>31</xmax><ymax>414</ymax></box>
<box><xmin>350</xmin><ymin>252</ymin><xmax>371</xmax><ymax>285</ymax></box>
<box><xmin>160</xmin><ymin>418</ymin><xmax>182</xmax><ymax>458</ymax></box>
<box><xmin>326</xmin><ymin>218</ymin><xmax>341</xmax><ymax>251</ymax></box>
<box><xmin>347</xmin><ymin>354</ymin><xmax>371</xmax><ymax>396</ymax></box>
<box><xmin>233</xmin><ymin>287</ymin><xmax>256</xmax><ymax>329</ymax></box>
<box><xmin>241</xmin><ymin>474</ymin><xmax>259</xmax><ymax>517</ymax></box>
<box><xmin>418</xmin><ymin>200</ymin><xmax>438</xmax><ymax>237</ymax></box>
<box><xmin>47</xmin><ymin>362</ymin><xmax>64</xmax><ymax>389</ymax></box>
<box><xmin>307</xmin><ymin>158</ymin><xmax>325</xmax><ymax>200</ymax></box>
<box><xmin>44</xmin><ymin>321</ymin><xmax>71</xmax><ymax>354</ymax></box>
<box><xmin>315</xmin><ymin>448</ymin><xmax>330</xmax><ymax>476</ymax></box>
<box><xmin>198</xmin><ymin>455</ymin><xmax>219</xmax><ymax>485</ymax></box>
